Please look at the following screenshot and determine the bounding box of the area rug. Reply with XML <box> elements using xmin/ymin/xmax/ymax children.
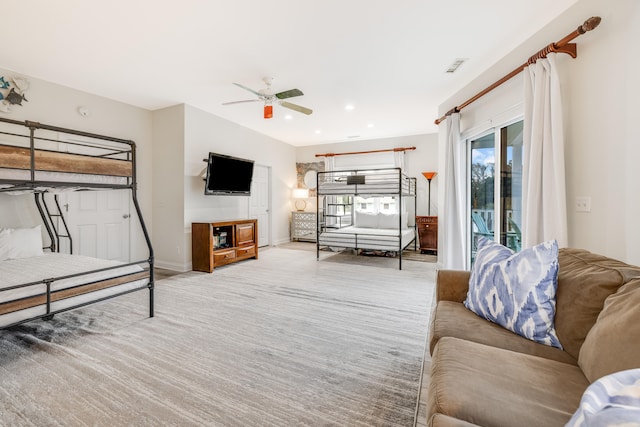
<box><xmin>0</xmin><ymin>247</ymin><xmax>435</xmax><ymax>426</ymax></box>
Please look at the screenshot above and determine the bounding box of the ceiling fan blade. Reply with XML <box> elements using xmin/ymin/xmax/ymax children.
<box><xmin>233</xmin><ymin>82</ymin><xmax>263</xmax><ymax>97</ymax></box>
<box><xmin>275</xmin><ymin>88</ymin><xmax>304</xmax><ymax>100</ymax></box>
<box><xmin>280</xmin><ymin>101</ymin><xmax>313</xmax><ymax>115</ymax></box>
<box><xmin>222</xmin><ymin>99</ymin><xmax>261</xmax><ymax>106</ymax></box>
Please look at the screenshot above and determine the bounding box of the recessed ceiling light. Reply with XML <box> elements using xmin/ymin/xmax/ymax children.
<box><xmin>347</xmin><ymin>135</ymin><xmax>360</xmax><ymax>139</ymax></box>
<box><xmin>345</xmin><ymin>104</ymin><xmax>355</xmax><ymax>111</ymax></box>
<box><xmin>284</xmin><ymin>114</ymin><xmax>293</xmax><ymax>120</ymax></box>
<box><xmin>315</xmin><ymin>130</ymin><xmax>321</xmax><ymax>134</ymax></box>
<box><xmin>367</xmin><ymin>123</ymin><xmax>374</xmax><ymax>128</ymax></box>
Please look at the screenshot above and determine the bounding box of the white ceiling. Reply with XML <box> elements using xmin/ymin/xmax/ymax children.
<box><xmin>0</xmin><ymin>0</ymin><xmax>578</xmax><ymax>146</ymax></box>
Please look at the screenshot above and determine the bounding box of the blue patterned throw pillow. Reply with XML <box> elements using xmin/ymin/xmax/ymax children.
<box><xmin>566</xmin><ymin>368</ymin><xmax>640</xmax><ymax>426</ymax></box>
<box><xmin>464</xmin><ymin>237</ymin><xmax>562</xmax><ymax>348</ymax></box>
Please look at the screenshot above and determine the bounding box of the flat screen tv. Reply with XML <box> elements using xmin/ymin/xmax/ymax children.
<box><xmin>204</xmin><ymin>152</ymin><xmax>255</xmax><ymax>196</ymax></box>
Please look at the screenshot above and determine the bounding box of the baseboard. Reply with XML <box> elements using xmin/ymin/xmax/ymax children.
<box><xmin>271</xmin><ymin>237</ymin><xmax>292</xmax><ymax>246</ymax></box>
<box><xmin>154</xmin><ymin>259</ymin><xmax>189</xmax><ymax>272</ymax></box>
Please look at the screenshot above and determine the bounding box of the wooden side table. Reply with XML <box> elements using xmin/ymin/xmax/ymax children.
<box><xmin>416</xmin><ymin>216</ymin><xmax>438</xmax><ymax>254</ymax></box>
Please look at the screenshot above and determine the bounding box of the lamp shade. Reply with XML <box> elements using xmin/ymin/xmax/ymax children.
<box><xmin>422</xmin><ymin>172</ymin><xmax>437</xmax><ymax>216</ymax></box>
<box><xmin>292</xmin><ymin>188</ymin><xmax>309</xmax><ymax>199</ymax></box>
<box><xmin>422</xmin><ymin>172</ymin><xmax>437</xmax><ymax>180</ymax></box>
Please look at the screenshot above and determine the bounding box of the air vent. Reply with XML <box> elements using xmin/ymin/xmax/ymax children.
<box><xmin>446</xmin><ymin>58</ymin><xmax>467</xmax><ymax>73</ymax></box>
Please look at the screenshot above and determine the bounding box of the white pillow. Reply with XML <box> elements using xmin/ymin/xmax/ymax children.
<box><xmin>378</xmin><ymin>213</ymin><xmax>398</xmax><ymax>229</ymax></box>
<box><xmin>378</xmin><ymin>212</ymin><xmax>408</xmax><ymax>229</ymax></box>
<box><xmin>0</xmin><ymin>225</ymin><xmax>44</xmax><ymax>261</ymax></box>
<box><xmin>354</xmin><ymin>211</ymin><xmax>378</xmax><ymax>228</ymax></box>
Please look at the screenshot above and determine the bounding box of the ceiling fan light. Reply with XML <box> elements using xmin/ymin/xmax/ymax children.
<box><xmin>264</xmin><ymin>105</ymin><xmax>273</xmax><ymax>119</ymax></box>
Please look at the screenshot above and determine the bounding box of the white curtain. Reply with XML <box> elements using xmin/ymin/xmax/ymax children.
<box><xmin>325</xmin><ymin>156</ymin><xmax>335</xmax><ymax>172</ymax></box>
<box><xmin>442</xmin><ymin>113</ymin><xmax>468</xmax><ymax>269</ymax></box>
<box><xmin>393</xmin><ymin>150</ymin><xmax>405</xmax><ymax>170</ymax></box>
<box><xmin>522</xmin><ymin>53</ymin><xmax>568</xmax><ymax>248</ymax></box>
<box><xmin>322</xmin><ymin>156</ymin><xmax>338</xmax><ymax>226</ymax></box>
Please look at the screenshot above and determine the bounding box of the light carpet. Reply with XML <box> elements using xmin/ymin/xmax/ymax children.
<box><xmin>0</xmin><ymin>247</ymin><xmax>435</xmax><ymax>426</ymax></box>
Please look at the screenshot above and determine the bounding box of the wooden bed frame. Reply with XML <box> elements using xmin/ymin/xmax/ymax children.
<box><xmin>0</xmin><ymin>143</ymin><xmax>133</xmax><ymax>177</ymax></box>
<box><xmin>0</xmin><ymin>117</ymin><xmax>154</xmax><ymax>328</ymax></box>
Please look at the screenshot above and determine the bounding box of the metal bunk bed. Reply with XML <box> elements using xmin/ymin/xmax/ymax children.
<box><xmin>316</xmin><ymin>167</ymin><xmax>417</xmax><ymax>270</ymax></box>
<box><xmin>0</xmin><ymin>117</ymin><xmax>154</xmax><ymax>329</ymax></box>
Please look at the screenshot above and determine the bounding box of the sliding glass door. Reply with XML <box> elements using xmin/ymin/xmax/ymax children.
<box><xmin>469</xmin><ymin>120</ymin><xmax>523</xmax><ymax>263</ymax></box>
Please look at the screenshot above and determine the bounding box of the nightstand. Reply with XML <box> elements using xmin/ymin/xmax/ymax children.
<box><xmin>416</xmin><ymin>216</ymin><xmax>438</xmax><ymax>254</ymax></box>
<box><xmin>291</xmin><ymin>211</ymin><xmax>317</xmax><ymax>242</ymax></box>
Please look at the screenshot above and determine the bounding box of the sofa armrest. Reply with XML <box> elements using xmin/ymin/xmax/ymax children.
<box><xmin>436</xmin><ymin>270</ymin><xmax>471</xmax><ymax>303</ymax></box>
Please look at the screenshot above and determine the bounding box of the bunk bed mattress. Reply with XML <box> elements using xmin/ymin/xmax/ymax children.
<box><xmin>318</xmin><ymin>181</ymin><xmax>406</xmax><ymax>195</ymax></box>
<box><xmin>319</xmin><ymin>226</ymin><xmax>415</xmax><ymax>251</ymax></box>
<box><xmin>0</xmin><ymin>168</ymin><xmax>128</xmax><ymax>188</ymax></box>
<box><xmin>0</xmin><ymin>253</ymin><xmax>148</xmax><ymax>327</ymax></box>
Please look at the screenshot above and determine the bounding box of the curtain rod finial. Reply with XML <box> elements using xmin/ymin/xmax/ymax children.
<box><xmin>581</xmin><ymin>16</ymin><xmax>601</xmax><ymax>33</ymax></box>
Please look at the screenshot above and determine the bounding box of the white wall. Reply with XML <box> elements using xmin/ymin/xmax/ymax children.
<box><xmin>438</xmin><ymin>0</ymin><xmax>640</xmax><ymax>264</ymax></box>
<box><xmin>296</xmin><ymin>134</ymin><xmax>439</xmax><ymax>216</ymax></box>
<box><xmin>183</xmin><ymin>104</ymin><xmax>296</xmax><ymax>249</ymax></box>
<box><xmin>151</xmin><ymin>104</ymin><xmax>186</xmax><ymax>270</ymax></box>
<box><xmin>0</xmin><ymin>67</ymin><xmax>153</xmax><ymax>261</ymax></box>
<box><xmin>150</xmin><ymin>104</ymin><xmax>297</xmax><ymax>271</ymax></box>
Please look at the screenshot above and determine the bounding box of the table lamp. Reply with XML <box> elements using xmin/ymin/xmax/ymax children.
<box><xmin>292</xmin><ymin>188</ymin><xmax>309</xmax><ymax>211</ymax></box>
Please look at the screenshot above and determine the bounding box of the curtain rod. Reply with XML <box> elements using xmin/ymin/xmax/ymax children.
<box><xmin>315</xmin><ymin>146</ymin><xmax>416</xmax><ymax>158</ymax></box>
<box><xmin>434</xmin><ymin>16</ymin><xmax>601</xmax><ymax>125</ymax></box>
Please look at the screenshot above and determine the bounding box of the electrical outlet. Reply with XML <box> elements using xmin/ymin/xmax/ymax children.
<box><xmin>576</xmin><ymin>196</ymin><xmax>591</xmax><ymax>213</ymax></box>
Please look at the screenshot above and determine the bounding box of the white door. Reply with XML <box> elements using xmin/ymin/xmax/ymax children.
<box><xmin>58</xmin><ymin>189</ymin><xmax>131</xmax><ymax>261</ymax></box>
<box><xmin>250</xmin><ymin>164</ymin><xmax>270</xmax><ymax>247</ymax></box>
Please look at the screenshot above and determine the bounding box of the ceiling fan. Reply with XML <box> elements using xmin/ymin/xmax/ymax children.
<box><xmin>222</xmin><ymin>77</ymin><xmax>313</xmax><ymax>119</ymax></box>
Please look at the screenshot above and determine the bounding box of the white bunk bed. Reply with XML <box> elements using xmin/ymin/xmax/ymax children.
<box><xmin>316</xmin><ymin>168</ymin><xmax>417</xmax><ymax>269</ymax></box>
<box><xmin>0</xmin><ymin>117</ymin><xmax>154</xmax><ymax>329</ymax></box>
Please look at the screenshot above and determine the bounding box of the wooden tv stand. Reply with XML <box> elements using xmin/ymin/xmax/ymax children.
<box><xmin>192</xmin><ymin>219</ymin><xmax>258</xmax><ymax>272</ymax></box>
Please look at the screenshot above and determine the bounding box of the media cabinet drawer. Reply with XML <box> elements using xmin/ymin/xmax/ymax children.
<box><xmin>236</xmin><ymin>245</ymin><xmax>256</xmax><ymax>258</ymax></box>
<box><xmin>213</xmin><ymin>249</ymin><xmax>236</xmax><ymax>264</ymax></box>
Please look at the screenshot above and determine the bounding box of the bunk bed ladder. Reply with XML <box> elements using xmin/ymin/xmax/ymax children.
<box><xmin>40</xmin><ymin>193</ymin><xmax>73</xmax><ymax>254</ymax></box>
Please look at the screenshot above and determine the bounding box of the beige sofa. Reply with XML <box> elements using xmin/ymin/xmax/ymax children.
<box><xmin>427</xmin><ymin>248</ymin><xmax>640</xmax><ymax>427</ymax></box>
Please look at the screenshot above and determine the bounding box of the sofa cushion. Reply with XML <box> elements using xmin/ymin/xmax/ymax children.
<box><xmin>430</xmin><ymin>301</ymin><xmax>576</xmax><ymax>365</ymax></box>
<box><xmin>554</xmin><ymin>249</ymin><xmax>640</xmax><ymax>360</ymax></box>
<box><xmin>464</xmin><ymin>237</ymin><xmax>561</xmax><ymax>348</ymax></box>
<box><xmin>429</xmin><ymin>413</ymin><xmax>480</xmax><ymax>427</ymax></box>
<box><xmin>428</xmin><ymin>337</ymin><xmax>589</xmax><ymax>427</ymax></box>
<box><xmin>578</xmin><ymin>279</ymin><xmax>640</xmax><ymax>382</ymax></box>
<box><xmin>435</xmin><ymin>270</ymin><xmax>471</xmax><ymax>303</ymax></box>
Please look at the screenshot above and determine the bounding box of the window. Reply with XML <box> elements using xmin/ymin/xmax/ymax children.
<box><xmin>469</xmin><ymin>120</ymin><xmax>523</xmax><ymax>262</ymax></box>
<box><xmin>354</xmin><ymin>196</ymin><xmax>397</xmax><ymax>213</ymax></box>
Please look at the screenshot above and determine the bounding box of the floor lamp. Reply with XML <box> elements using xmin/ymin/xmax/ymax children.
<box><xmin>422</xmin><ymin>172</ymin><xmax>437</xmax><ymax>216</ymax></box>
